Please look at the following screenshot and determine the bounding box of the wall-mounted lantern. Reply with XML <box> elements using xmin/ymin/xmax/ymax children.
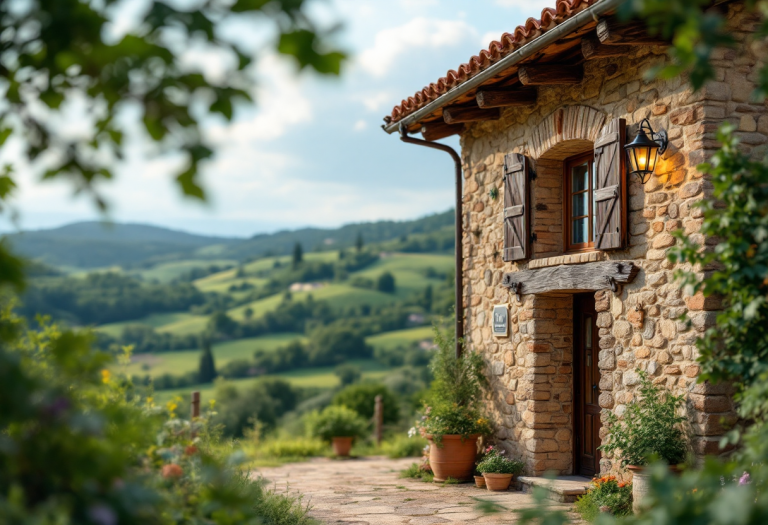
<box><xmin>624</xmin><ymin>119</ymin><xmax>668</xmax><ymax>184</ymax></box>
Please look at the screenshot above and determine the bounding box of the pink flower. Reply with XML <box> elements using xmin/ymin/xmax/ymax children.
<box><xmin>739</xmin><ymin>472</ymin><xmax>751</xmax><ymax>485</ymax></box>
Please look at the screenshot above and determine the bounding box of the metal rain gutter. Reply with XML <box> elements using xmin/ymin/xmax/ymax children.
<box><xmin>382</xmin><ymin>0</ymin><xmax>623</xmax><ymax>134</ymax></box>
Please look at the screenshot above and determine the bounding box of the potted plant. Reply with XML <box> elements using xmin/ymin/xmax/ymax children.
<box><xmin>600</xmin><ymin>370</ymin><xmax>688</xmax><ymax>512</ymax></box>
<box><xmin>306</xmin><ymin>405</ymin><xmax>368</xmax><ymax>457</ymax></box>
<box><xmin>476</xmin><ymin>446</ymin><xmax>524</xmax><ymax>491</ymax></box>
<box><xmin>473</xmin><ymin>448</ymin><xmax>489</xmax><ymax>488</ymax></box>
<box><xmin>410</xmin><ymin>328</ymin><xmax>492</xmax><ymax>482</ymax></box>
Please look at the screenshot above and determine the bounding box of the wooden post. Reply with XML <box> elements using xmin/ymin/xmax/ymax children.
<box><xmin>191</xmin><ymin>391</ymin><xmax>200</xmax><ymax>419</ymax></box>
<box><xmin>374</xmin><ymin>395</ymin><xmax>383</xmax><ymax>446</ymax></box>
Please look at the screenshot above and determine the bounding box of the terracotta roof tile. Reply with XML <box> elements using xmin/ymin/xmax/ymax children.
<box><xmin>384</xmin><ymin>0</ymin><xmax>596</xmax><ymax>125</ymax></box>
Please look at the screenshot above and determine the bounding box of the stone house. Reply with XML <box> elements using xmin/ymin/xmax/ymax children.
<box><xmin>382</xmin><ymin>0</ymin><xmax>763</xmax><ymax>477</ymax></box>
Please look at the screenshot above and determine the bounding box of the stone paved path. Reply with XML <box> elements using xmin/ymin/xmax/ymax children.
<box><xmin>254</xmin><ymin>457</ymin><xmax>579</xmax><ymax>524</ymax></box>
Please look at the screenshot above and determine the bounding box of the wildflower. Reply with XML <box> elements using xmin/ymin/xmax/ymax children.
<box><xmin>184</xmin><ymin>445</ymin><xmax>198</xmax><ymax>456</ymax></box>
<box><xmin>408</xmin><ymin>427</ymin><xmax>417</xmax><ymax>438</ymax></box>
<box><xmin>101</xmin><ymin>369</ymin><xmax>111</xmax><ymax>384</ymax></box>
<box><xmin>739</xmin><ymin>472</ymin><xmax>751</xmax><ymax>485</ymax></box>
<box><xmin>161</xmin><ymin>464</ymin><xmax>183</xmax><ymax>479</ymax></box>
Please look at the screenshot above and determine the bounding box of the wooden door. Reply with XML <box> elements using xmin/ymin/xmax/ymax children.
<box><xmin>574</xmin><ymin>293</ymin><xmax>601</xmax><ymax>477</ymax></box>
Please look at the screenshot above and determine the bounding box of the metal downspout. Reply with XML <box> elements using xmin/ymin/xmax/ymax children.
<box><xmin>398</xmin><ymin>124</ymin><xmax>463</xmax><ymax>359</ymax></box>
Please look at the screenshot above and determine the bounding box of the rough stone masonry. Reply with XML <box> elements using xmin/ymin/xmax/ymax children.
<box><xmin>459</xmin><ymin>4</ymin><xmax>761</xmax><ymax>476</ymax></box>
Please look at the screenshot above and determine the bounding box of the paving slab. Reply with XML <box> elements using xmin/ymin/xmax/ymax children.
<box><xmin>253</xmin><ymin>457</ymin><xmax>582</xmax><ymax>524</ymax></box>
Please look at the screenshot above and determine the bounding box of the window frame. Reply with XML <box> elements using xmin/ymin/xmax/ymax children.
<box><xmin>564</xmin><ymin>151</ymin><xmax>596</xmax><ymax>253</ymax></box>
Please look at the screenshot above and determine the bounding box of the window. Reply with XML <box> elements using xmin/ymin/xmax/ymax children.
<box><xmin>565</xmin><ymin>151</ymin><xmax>595</xmax><ymax>252</ymax></box>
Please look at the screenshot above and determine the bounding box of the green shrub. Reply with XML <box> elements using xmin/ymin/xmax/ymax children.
<box><xmin>475</xmin><ymin>446</ymin><xmax>524</xmax><ymax>475</ymax></box>
<box><xmin>305</xmin><ymin>405</ymin><xmax>368</xmax><ymax>442</ymax></box>
<box><xmin>332</xmin><ymin>382</ymin><xmax>400</xmax><ymax>424</ymax></box>
<box><xmin>412</xmin><ymin>326</ymin><xmax>491</xmax><ymax>442</ymax></box>
<box><xmin>574</xmin><ymin>475</ymin><xmax>632</xmax><ymax>521</ymax></box>
<box><xmin>381</xmin><ymin>435</ymin><xmax>428</xmax><ymax>458</ymax></box>
<box><xmin>600</xmin><ymin>370</ymin><xmax>688</xmax><ymax>467</ymax></box>
<box><xmin>257</xmin><ymin>437</ymin><xmax>327</xmax><ymax>458</ymax></box>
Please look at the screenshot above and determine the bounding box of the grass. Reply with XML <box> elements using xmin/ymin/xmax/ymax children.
<box><xmin>400</xmin><ymin>462</ymin><xmax>434</xmax><ymax>483</ymax></box>
<box><xmin>245</xmin><ymin>436</ymin><xmax>328</xmax><ymax>467</ymax></box>
<box><xmin>135</xmin><ymin>259</ymin><xmax>237</xmax><ymax>283</ymax></box>
<box><xmin>153</xmin><ymin>359</ymin><xmax>392</xmax><ymax>404</ymax></box>
<box><xmin>95</xmin><ymin>312</ymin><xmax>202</xmax><ymax>337</ymax></box>
<box><xmin>114</xmin><ymin>333</ymin><xmax>304</xmax><ymax>378</ymax></box>
<box><xmin>353</xmin><ymin>253</ymin><xmax>453</xmax><ymax>298</ymax></box>
<box><xmin>367</xmin><ymin>326</ymin><xmax>434</xmax><ymax>350</ymax></box>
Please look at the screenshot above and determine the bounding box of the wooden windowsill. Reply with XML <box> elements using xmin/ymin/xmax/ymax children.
<box><xmin>528</xmin><ymin>251</ymin><xmax>606</xmax><ymax>269</ymax></box>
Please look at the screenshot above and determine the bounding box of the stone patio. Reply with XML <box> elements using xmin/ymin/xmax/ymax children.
<box><xmin>253</xmin><ymin>457</ymin><xmax>581</xmax><ymax>524</ymax></box>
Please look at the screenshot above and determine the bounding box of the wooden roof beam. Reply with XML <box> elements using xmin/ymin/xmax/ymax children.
<box><xmin>443</xmin><ymin>105</ymin><xmax>501</xmax><ymax>124</ymax></box>
<box><xmin>518</xmin><ymin>65</ymin><xmax>583</xmax><ymax>86</ymax></box>
<box><xmin>476</xmin><ymin>88</ymin><xmax>537</xmax><ymax>108</ymax></box>
<box><xmin>581</xmin><ymin>37</ymin><xmax>632</xmax><ymax>60</ymax></box>
<box><xmin>597</xmin><ymin>17</ymin><xmax>669</xmax><ymax>46</ymax></box>
<box><xmin>420</xmin><ymin>120</ymin><xmax>464</xmax><ymax>141</ymax></box>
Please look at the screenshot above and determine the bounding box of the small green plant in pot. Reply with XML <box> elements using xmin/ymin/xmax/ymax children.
<box><xmin>410</xmin><ymin>326</ymin><xmax>492</xmax><ymax>482</ymax></box>
<box><xmin>476</xmin><ymin>446</ymin><xmax>524</xmax><ymax>491</ymax></box>
<box><xmin>306</xmin><ymin>405</ymin><xmax>368</xmax><ymax>457</ymax></box>
<box><xmin>600</xmin><ymin>370</ymin><xmax>688</xmax><ymax>512</ymax></box>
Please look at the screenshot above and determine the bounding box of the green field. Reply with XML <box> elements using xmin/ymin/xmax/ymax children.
<box><xmin>135</xmin><ymin>259</ymin><xmax>238</xmax><ymax>283</ymax></box>
<box><xmin>153</xmin><ymin>359</ymin><xmax>391</xmax><ymax>404</ymax></box>
<box><xmin>96</xmin><ymin>312</ymin><xmax>202</xmax><ymax>337</ymax></box>
<box><xmin>367</xmin><ymin>326</ymin><xmax>434</xmax><ymax>350</ymax></box>
<box><xmin>116</xmin><ymin>333</ymin><xmax>304</xmax><ymax>378</ymax></box>
<box><xmin>354</xmin><ymin>253</ymin><xmax>453</xmax><ymax>298</ymax></box>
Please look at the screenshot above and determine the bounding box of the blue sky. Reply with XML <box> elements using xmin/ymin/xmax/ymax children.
<box><xmin>2</xmin><ymin>0</ymin><xmax>552</xmax><ymax>237</ymax></box>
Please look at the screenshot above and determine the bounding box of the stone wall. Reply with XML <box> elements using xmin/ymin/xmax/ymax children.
<box><xmin>460</xmin><ymin>4</ymin><xmax>760</xmax><ymax>476</ymax></box>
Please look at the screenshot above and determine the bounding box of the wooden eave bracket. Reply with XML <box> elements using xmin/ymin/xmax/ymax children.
<box><xmin>443</xmin><ymin>105</ymin><xmax>501</xmax><ymax>124</ymax></box>
<box><xmin>500</xmin><ymin>261</ymin><xmax>640</xmax><ymax>296</ymax></box>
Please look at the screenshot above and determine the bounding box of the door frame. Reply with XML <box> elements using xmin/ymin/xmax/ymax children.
<box><xmin>572</xmin><ymin>292</ymin><xmax>601</xmax><ymax>477</ymax></box>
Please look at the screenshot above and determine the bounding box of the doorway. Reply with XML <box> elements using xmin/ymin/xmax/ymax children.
<box><xmin>573</xmin><ymin>293</ymin><xmax>601</xmax><ymax>477</ymax></box>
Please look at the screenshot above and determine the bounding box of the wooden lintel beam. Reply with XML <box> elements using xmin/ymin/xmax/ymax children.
<box><xmin>420</xmin><ymin>120</ymin><xmax>464</xmax><ymax>141</ymax></box>
<box><xmin>518</xmin><ymin>65</ymin><xmax>582</xmax><ymax>86</ymax></box>
<box><xmin>582</xmin><ymin>37</ymin><xmax>631</xmax><ymax>60</ymax></box>
<box><xmin>501</xmin><ymin>261</ymin><xmax>640</xmax><ymax>295</ymax></box>
<box><xmin>597</xmin><ymin>18</ymin><xmax>669</xmax><ymax>46</ymax></box>
<box><xmin>476</xmin><ymin>88</ymin><xmax>537</xmax><ymax>108</ymax></box>
<box><xmin>442</xmin><ymin>105</ymin><xmax>500</xmax><ymax>125</ymax></box>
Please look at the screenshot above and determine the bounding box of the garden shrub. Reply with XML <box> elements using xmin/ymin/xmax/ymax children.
<box><xmin>574</xmin><ymin>476</ymin><xmax>633</xmax><ymax>521</ymax></box>
<box><xmin>381</xmin><ymin>435</ymin><xmax>429</xmax><ymax>458</ymax></box>
<box><xmin>0</xmin><ymin>306</ymin><xmax>313</xmax><ymax>525</ymax></box>
<box><xmin>475</xmin><ymin>446</ymin><xmax>524</xmax><ymax>475</ymax></box>
<box><xmin>332</xmin><ymin>382</ymin><xmax>400</xmax><ymax>424</ymax></box>
<box><xmin>305</xmin><ymin>405</ymin><xmax>368</xmax><ymax>442</ymax></box>
<box><xmin>600</xmin><ymin>370</ymin><xmax>688</xmax><ymax>467</ymax></box>
<box><xmin>256</xmin><ymin>437</ymin><xmax>327</xmax><ymax>459</ymax></box>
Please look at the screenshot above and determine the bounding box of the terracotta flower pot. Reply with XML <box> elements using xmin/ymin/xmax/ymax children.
<box><xmin>474</xmin><ymin>475</ymin><xmax>486</xmax><ymax>488</ymax></box>
<box><xmin>483</xmin><ymin>473</ymin><xmax>514</xmax><ymax>491</ymax></box>
<box><xmin>332</xmin><ymin>436</ymin><xmax>354</xmax><ymax>457</ymax></box>
<box><xmin>426</xmin><ymin>434</ymin><xmax>478</xmax><ymax>482</ymax></box>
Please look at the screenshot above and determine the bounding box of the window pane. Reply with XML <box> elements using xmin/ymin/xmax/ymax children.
<box><xmin>572</xmin><ymin>217</ymin><xmax>588</xmax><ymax>244</ymax></box>
<box><xmin>572</xmin><ymin>192</ymin><xmax>588</xmax><ymax>217</ymax></box>
<box><xmin>571</xmin><ymin>163</ymin><xmax>589</xmax><ymax>192</ymax></box>
<box><xmin>592</xmin><ymin>165</ymin><xmax>597</xmax><ymax>240</ymax></box>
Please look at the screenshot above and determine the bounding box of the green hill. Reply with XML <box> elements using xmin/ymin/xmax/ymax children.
<box><xmin>4</xmin><ymin>209</ymin><xmax>454</xmax><ymax>269</ymax></box>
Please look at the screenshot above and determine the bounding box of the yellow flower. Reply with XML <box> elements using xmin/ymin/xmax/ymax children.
<box><xmin>101</xmin><ymin>369</ymin><xmax>111</xmax><ymax>384</ymax></box>
<box><xmin>166</xmin><ymin>401</ymin><xmax>178</xmax><ymax>416</ymax></box>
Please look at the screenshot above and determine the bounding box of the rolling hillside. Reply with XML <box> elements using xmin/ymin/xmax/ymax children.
<box><xmin>5</xmin><ymin>209</ymin><xmax>454</xmax><ymax>269</ymax></box>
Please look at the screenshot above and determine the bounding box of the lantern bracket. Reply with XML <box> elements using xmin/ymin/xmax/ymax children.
<box><xmin>639</xmin><ymin>119</ymin><xmax>668</xmax><ymax>154</ymax></box>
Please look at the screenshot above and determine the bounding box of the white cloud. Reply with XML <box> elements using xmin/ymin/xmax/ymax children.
<box><xmin>359</xmin><ymin>91</ymin><xmax>393</xmax><ymax>112</ymax></box>
<box><xmin>480</xmin><ymin>31</ymin><xmax>506</xmax><ymax>49</ymax></box>
<box><xmin>353</xmin><ymin>119</ymin><xmax>368</xmax><ymax>131</ymax></box>
<box><xmin>357</xmin><ymin>18</ymin><xmax>477</xmax><ymax>77</ymax></box>
<box><xmin>206</xmin><ymin>54</ymin><xmax>312</xmax><ymax>145</ymax></box>
<box><xmin>494</xmin><ymin>0</ymin><xmax>553</xmax><ymax>12</ymax></box>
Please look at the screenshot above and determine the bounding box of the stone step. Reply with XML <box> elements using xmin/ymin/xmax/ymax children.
<box><xmin>517</xmin><ymin>475</ymin><xmax>592</xmax><ymax>503</ymax></box>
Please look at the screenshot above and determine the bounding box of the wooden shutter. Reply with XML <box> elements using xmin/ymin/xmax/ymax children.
<box><xmin>502</xmin><ymin>153</ymin><xmax>529</xmax><ymax>262</ymax></box>
<box><xmin>593</xmin><ymin>118</ymin><xmax>626</xmax><ymax>250</ymax></box>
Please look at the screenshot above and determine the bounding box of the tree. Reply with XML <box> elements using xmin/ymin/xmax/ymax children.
<box><xmin>236</xmin><ymin>265</ymin><xmax>246</xmax><ymax>278</ymax></box>
<box><xmin>198</xmin><ymin>338</ymin><xmax>217</xmax><ymax>383</ymax></box>
<box><xmin>292</xmin><ymin>242</ymin><xmax>303</xmax><ymax>269</ymax></box>
<box><xmin>355</xmin><ymin>232</ymin><xmax>364</xmax><ymax>252</ymax></box>
<box><xmin>377</xmin><ymin>271</ymin><xmax>396</xmax><ymax>294</ymax></box>
<box><xmin>423</xmin><ymin>285</ymin><xmax>434</xmax><ymax>312</ymax></box>
<box><xmin>243</xmin><ymin>307</ymin><xmax>254</xmax><ymax>321</ymax></box>
<box><xmin>332</xmin><ymin>383</ymin><xmax>400</xmax><ymax>425</ymax></box>
<box><xmin>0</xmin><ymin>0</ymin><xmax>346</xmax><ymax>293</ymax></box>
<box><xmin>334</xmin><ymin>364</ymin><xmax>362</xmax><ymax>386</ymax></box>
